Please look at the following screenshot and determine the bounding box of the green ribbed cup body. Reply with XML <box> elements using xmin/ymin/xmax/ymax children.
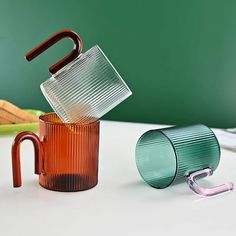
<box><xmin>135</xmin><ymin>124</ymin><xmax>220</xmax><ymax>188</ymax></box>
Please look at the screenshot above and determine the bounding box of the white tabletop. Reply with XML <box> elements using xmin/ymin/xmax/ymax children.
<box><xmin>0</xmin><ymin>121</ymin><xmax>235</xmax><ymax>236</ymax></box>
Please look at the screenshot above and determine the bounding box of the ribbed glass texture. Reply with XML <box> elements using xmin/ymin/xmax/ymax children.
<box><xmin>39</xmin><ymin>113</ymin><xmax>99</xmax><ymax>191</ymax></box>
<box><xmin>135</xmin><ymin>124</ymin><xmax>220</xmax><ymax>188</ymax></box>
<box><xmin>41</xmin><ymin>45</ymin><xmax>132</xmax><ymax>124</ymax></box>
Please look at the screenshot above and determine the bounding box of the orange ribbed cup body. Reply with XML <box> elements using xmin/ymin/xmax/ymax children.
<box><xmin>12</xmin><ymin>113</ymin><xmax>99</xmax><ymax>192</ymax></box>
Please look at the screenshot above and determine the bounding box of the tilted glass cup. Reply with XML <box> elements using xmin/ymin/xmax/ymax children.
<box><xmin>12</xmin><ymin>113</ymin><xmax>99</xmax><ymax>192</ymax></box>
<box><xmin>25</xmin><ymin>30</ymin><xmax>132</xmax><ymax>124</ymax></box>
<box><xmin>135</xmin><ymin>124</ymin><xmax>233</xmax><ymax>197</ymax></box>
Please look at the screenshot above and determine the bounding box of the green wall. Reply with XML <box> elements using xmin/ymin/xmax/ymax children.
<box><xmin>1</xmin><ymin>0</ymin><xmax>236</xmax><ymax>128</ymax></box>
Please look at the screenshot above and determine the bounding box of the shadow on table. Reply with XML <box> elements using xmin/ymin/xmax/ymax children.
<box><xmin>120</xmin><ymin>179</ymin><xmax>203</xmax><ymax>201</ymax></box>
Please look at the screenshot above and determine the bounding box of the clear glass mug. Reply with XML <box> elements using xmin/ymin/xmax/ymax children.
<box><xmin>25</xmin><ymin>30</ymin><xmax>132</xmax><ymax>124</ymax></box>
<box><xmin>12</xmin><ymin>113</ymin><xmax>99</xmax><ymax>192</ymax></box>
<box><xmin>135</xmin><ymin>124</ymin><xmax>234</xmax><ymax>197</ymax></box>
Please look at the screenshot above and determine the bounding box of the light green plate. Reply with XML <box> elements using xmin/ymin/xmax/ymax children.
<box><xmin>0</xmin><ymin>109</ymin><xmax>45</xmax><ymax>136</ymax></box>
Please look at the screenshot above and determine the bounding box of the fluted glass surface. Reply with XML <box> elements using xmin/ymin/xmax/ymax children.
<box><xmin>135</xmin><ymin>124</ymin><xmax>220</xmax><ymax>188</ymax></box>
<box><xmin>39</xmin><ymin>113</ymin><xmax>99</xmax><ymax>191</ymax></box>
<box><xmin>41</xmin><ymin>45</ymin><xmax>132</xmax><ymax>124</ymax></box>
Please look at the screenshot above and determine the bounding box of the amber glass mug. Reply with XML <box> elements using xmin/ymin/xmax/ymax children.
<box><xmin>12</xmin><ymin>113</ymin><xmax>99</xmax><ymax>192</ymax></box>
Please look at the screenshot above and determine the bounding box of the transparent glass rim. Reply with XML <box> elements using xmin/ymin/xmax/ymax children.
<box><xmin>39</xmin><ymin>112</ymin><xmax>99</xmax><ymax>126</ymax></box>
<box><xmin>136</xmin><ymin>129</ymin><xmax>177</xmax><ymax>189</ymax></box>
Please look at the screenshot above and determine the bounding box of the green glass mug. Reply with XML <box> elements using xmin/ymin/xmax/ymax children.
<box><xmin>135</xmin><ymin>124</ymin><xmax>233</xmax><ymax>197</ymax></box>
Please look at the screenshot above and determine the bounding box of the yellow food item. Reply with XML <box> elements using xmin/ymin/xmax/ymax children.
<box><xmin>0</xmin><ymin>100</ymin><xmax>38</xmax><ymax>124</ymax></box>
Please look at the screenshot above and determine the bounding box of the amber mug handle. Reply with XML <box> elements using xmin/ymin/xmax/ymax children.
<box><xmin>12</xmin><ymin>132</ymin><xmax>43</xmax><ymax>187</ymax></box>
<box><xmin>25</xmin><ymin>29</ymin><xmax>83</xmax><ymax>74</ymax></box>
